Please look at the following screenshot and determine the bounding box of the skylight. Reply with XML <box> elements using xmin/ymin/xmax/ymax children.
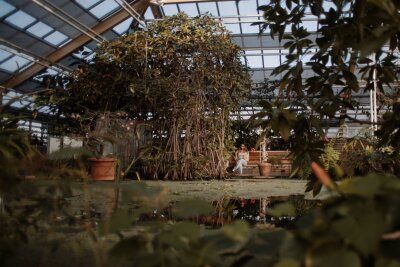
<box><xmin>217</xmin><ymin>1</ymin><xmax>238</xmax><ymax>16</ymax></box>
<box><xmin>162</xmin><ymin>4</ymin><xmax>179</xmax><ymax>16</ymax></box>
<box><xmin>177</xmin><ymin>3</ymin><xmax>199</xmax><ymax>17</ymax></box>
<box><xmin>144</xmin><ymin>7</ymin><xmax>154</xmax><ymax>20</ymax></box>
<box><xmin>238</xmin><ymin>0</ymin><xmax>259</xmax><ymax>15</ymax></box>
<box><xmin>89</xmin><ymin>0</ymin><xmax>119</xmax><ymax>19</ymax></box>
<box><xmin>223</xmin><ymin>22</ymin><xmax>241</xmax><ymax>34</ymax></box>
<box><xmin>0</xmin><ymin>49</ymin><xmax>13</xmax><ymax>62</ymax></box>
<box><xmin>75</xmin><ymin>0</ymin><xmax>102</xmax><ymax>9</ymax></box>
<box><xmin>198</xmin><ymin>2</ymin><xmax>218</xmax><ymax>16</ymax></box>
<box><xmin>0</xmin><ymin>55</ymin><xmax>32</xmax><ymax>73</ymax></box>
<box><xmin>113</xmin><ymin>17</ymin><xmax>133</xmax><ymax>35</ymax></box>
<box><xmin>5</xmin><ymin>10</ymin><xmax>36</xmax><ymax>29</ymax></box>
<box><xmin>241</xmin><ymin>23</ymin><xmax>259</xmax><ymax>34</ymax></box>
<box><xmin>26</xmin><ymin>21</ymin><xmax>54</xmax><ymax>38</ymax></box>
<box><xmin>44</xmin><ymin>31</ymin><xmax>69</xmax><ymax>46</ymax></box>
<box><xmin>246</xmin><ymin>55</ymin><xmax>263</xmax><ymax>68</ymax></box>
<box><xmin>0</xmin><ymin>0</ymin><xmax>16</xmax><ymax>18</ymax></box>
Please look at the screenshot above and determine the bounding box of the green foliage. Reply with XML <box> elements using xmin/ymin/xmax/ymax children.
<box><xmin>254</xmin><ymin>0</ymin><xmax>400</xmax><ymax>180</ymax></box>
<box><xmin>99</xmin><ymin>173</ymin><xmax>400</xmax><ymax>267</ymax></box>
<box><xmin>230</xmin><ymin>119</ymin><xmax>260</xmax><ymax>149</ymax></box>
<box><xmin>340</xmin><ymin>136</ymin><xmax>400</xmax><ymax>177</ymax></box>
<box><xmin>48</xmin><ymin>13</ymin><xmax>251</xmax><ymax>180</ymax></box>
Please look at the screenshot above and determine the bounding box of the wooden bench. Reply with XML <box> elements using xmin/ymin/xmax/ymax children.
<box><xmin>228</xmin><ymin>151</ymin><xmax>292</xmax><ymax>177</ymax></box>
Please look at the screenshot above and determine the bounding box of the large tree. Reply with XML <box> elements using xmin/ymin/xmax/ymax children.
<box><xmin>57</xmin><ymin>13</ymin><xmax>251</xmax><ymax>180</ymax></box>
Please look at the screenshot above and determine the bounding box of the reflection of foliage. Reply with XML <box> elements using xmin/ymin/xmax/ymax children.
<box><xmin>99</xmin><ymin>174</ymin><xmax>400</xmax><ymax>267</ymax></box>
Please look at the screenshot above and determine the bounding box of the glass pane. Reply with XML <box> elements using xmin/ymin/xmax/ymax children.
<box><xmin>246</xmin><ymin>55</ymin><xmax>263</xmax><ymax>68</ymax></box>
<box><xmin>0</xmin><ymin>48</ymin><xmax>13</xmax><ymax>62</ymax></box>
<box><xmin>144</xmin><ymin>7</ymin><xmax>154</xmax><ymax>20</ymax></box>
<box><xmin>44</xmin><ymin>31</ymin><xmax>68</xmax><ymax>46</ymax></box>
<box><xmin>241</xmin><ymin>23</ymin><xmax>259</xmax><ymax>33</ymax></box>
<box><xmin>301</xmin><ymin>20</ymin><xmax>318</xmax><ymax>32</ymax></box>
<box><xmin>223</xmin><ymin>22</ymin><xmax>241</xmax><ymax>34</ymax></box>
<box><xmin>178</xmin><ymin>3</ymin><xmax>199</xmax><ymax>17</ymax></box>
<box><xmin>217</xmin><ymin>1</ymin><xmax>238</xmax><ymax>16</ymax></box>
<box><xmin>5</xmin><ymin>10</ymin><xmax>36</xmax><ymax>29</ymax></box>
<box><xmin>198</xmin><ymin>2</ymin><xmax>218</xmax><ymax>16</ymax></box>
<box><xmin>0</xmin><ymin>55</ymin><xmax>31</xmax><ymax>72</ymax></box>
<box><xmin>90</xmin><ymin>0</ymin><xmax>119</xmax><ymax>19</ymax></box>
<box><xmin>113</xmin><ymin>17</ymin><xmax>133</xmax><ymax>34</ymax></box>
<box><xmin>237</xmin><ymin>0</ymin><xmax>258</xmax><ymax>15</ymax></box>
<box><xmin>26</xmin><ymin>21</ymin><xmax>53</xmax><ymax>38</ymax></box>
<box><xmin>0</xmin><ymin>0</ymin><xmax>15</xmax><ymax>18</ymax></box>
<box><xmin>75</xmin><ymin>0</ymin><xmax>102</xmax><ymax>9</ymax></box>
<box><xmin>263</xmin><ymin>55</ymin><xmax>281</xmax><ymax>68</ymax></box>
<box><xmin>162</xmin><ymin>4</ymin><xmax>178</xmax><ymax>16</ymax></box>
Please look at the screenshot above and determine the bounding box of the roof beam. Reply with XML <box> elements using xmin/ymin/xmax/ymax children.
<box><xmin>2</xmin><ymin>0</ymin><xmax>150</xmax><ymax>90</ymax></box>
<box><xmin>150</xmin><ymin>5</ymin><xmax>163</xmax><ymax>18</ymax></box>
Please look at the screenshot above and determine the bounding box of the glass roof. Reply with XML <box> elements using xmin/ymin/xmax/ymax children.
<box><xmin>75</xmin><ymin>0</ymin><xmax>102</xmax><ymax>9</ymax></box>
<box><xmin>89</xmin><ymin>0</ymin><xmax>120</xmax><ymax>19</ymax></box>
<box><xmin>0</xmin><ymin>0</ymin><xmax>15</xmax><ymax>18</ymax></box>
<box><xmin>5</xmin><ymin>10</ymin><xmax>36</xmax><ymax>29</ymax></box>
<box><xmin>0</xmin><ymin>0</ymin><xmax>325</xmax><ymax>92</ymax></box>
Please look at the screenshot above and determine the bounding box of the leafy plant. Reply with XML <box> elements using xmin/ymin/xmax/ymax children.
<box><xmin>253</xmin><ymin>0</ymin><xmax>400</xmax><ymax>181</ymax></box>
<box><xmin>49</xmin><ymin>13</ymin><xmax>251</xmax><ymax>180</ymax></box>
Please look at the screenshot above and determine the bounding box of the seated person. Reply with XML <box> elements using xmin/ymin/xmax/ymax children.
<box><xmin>232</xmin><ymin>144</ymin><xmax>249</xmax><ymax>174</ymax></box>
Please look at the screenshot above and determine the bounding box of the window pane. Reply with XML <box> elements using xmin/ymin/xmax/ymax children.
<box><xmin>264</xmin><ymin>55</ymin><xmax>280</xmax><ymax>68</ymax></box>
<box><xmin>246</xmin><ymin>55</ymin><xmax>263</xmax><ymax>68</ymax></box>
<box><xmin>238</xmin><ymin>0</ymin><xmax>258</xmax><ymax>16</ymax></box>
<box><xmin>0</xmin><ymin>0</ymin><xmax>15</xmax><ymax>18</ymax></box>
<box><xmin>241</xmin><ymin>23</ymin><xmax>259</xmax><ymax>33</ymax></box>
<box><xmin>198</xmin><ymin>2</ymin><xmax>218</xmax><ymax>16</ymax></box>
<box><xmin>44</xmin><ymin>31</ymin><xmax>68</xmax><ymax>46</ymax></box>
<box><xmin>0</xmin><ymin>48</ymin><xmax>13</xmax><ymax>62</ymax></box>
<box><xmin>178</xmin><ymin>3</ymin><xmax>199</xmax><ymax>17</ymax></box>
<box><xmin>113</xmin><ymin>17</ymin><xmax>133</xmax><ymax>34</ymax></box>
<box><xmin>144</xmin><ymin>7</ymin><xmax>154</xmax><ymax>20</ymax></box>
<box><xmin>0</xmin><ymin>55</ymin><xmax>31</xmax><ymax>72</ymax></box>
<box><xmin>5</xmin><ymin>10</ymin><xmax>36</xmax><ymax>29</ymax></box>
<box><xmin>90</xmin><ymin>0</ymin><xmax>119</xmax><ymax>19</ymax></box>
<box><xmin>26</xmin><ymin>21</ymin><xmax>53</xmax><ymax>38</ymax></box>
<box><xmin>75</xmin><ymin>0</ymin><xmax>101</xmax><ymax>9</ymax></box>
<box><xmin>223</xmin><ymin>22</ymin><xmax>241</xmax><ymax>34</ymax></box>
<box><xmin>217</xmin><ymin>1</ymin><xmax>238</xmax><ymax>16</ymax></box>
<box><xmin>162</xmin><ymin>4</ymin><xmax>178</xmax><ymax>16</ymax></box>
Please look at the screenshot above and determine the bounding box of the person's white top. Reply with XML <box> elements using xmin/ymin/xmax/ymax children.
<box><xmin>236</xmin><ymin>151</ymin><xmax>249</xmax><ymax>162</ymax></box>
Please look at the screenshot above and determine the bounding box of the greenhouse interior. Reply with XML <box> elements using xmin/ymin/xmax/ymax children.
<box><xmin>0</xmin><ymin>0</ymin><xmax>399</xmax><ymax>266</ymax></box>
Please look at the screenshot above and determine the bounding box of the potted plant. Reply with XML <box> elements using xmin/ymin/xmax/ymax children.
<box><xmin>258</xmin><ymin>148</ymin><xmax>272</xmax><ymax>177</ymax></box>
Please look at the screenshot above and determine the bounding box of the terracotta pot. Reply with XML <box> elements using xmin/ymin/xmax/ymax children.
<box><xmin>89</xmin><ymin>157</ymin><xmax>117</xmax><ymax>181</ymax></box>
<box><xmin>258</xmin><ymin>163</ymin><xmax>272</xmax><ymax>177</ymax></box>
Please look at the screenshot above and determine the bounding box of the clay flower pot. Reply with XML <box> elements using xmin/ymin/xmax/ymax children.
<box><xmin>89</xmin><ymin>157</ymin><xmax>117</xmax><ymax>181</ymax></box>
<box><xmin>258</xmin><ymin>162</ymin><xmax>272</xmax><ymax>177</ymax></box>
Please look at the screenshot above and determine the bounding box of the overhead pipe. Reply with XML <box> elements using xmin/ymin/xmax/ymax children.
<box><xmin>115</xmin><ymin>0</ymin><xmax>147</xmax><ymax>29</ymax></box>
<box><xmin>0</xmin><ymin>39</ymin><xmax>71</xmax><ymax>74</ymax></box>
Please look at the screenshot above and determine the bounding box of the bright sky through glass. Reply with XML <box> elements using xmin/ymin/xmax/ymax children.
<box><xmin>5</xmin><ymin>10</ymin><xmax>36</xmax><ymax>29</ymax></box>
<box><xmin>0</xmin><ymin>0</ymin><xmax>15</xmax><ymax>18</ymax></box>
